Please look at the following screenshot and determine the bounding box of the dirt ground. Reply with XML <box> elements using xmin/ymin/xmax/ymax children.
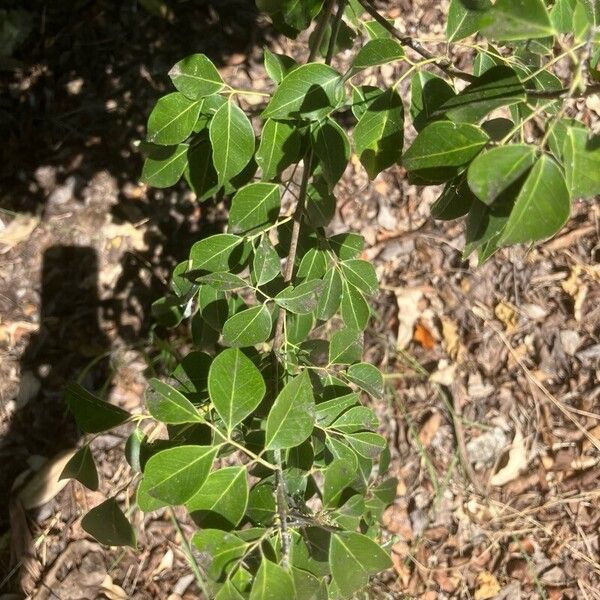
<box><xmin>1</xmin><ymin>1</ymin><xmax>599</xmax><ymax>598</ymax></box>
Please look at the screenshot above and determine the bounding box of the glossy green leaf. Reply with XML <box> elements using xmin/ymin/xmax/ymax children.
<box><xmin>216</xmin><ymin>581</ymin><xmax>246</xmax><ymax>600</ymax></box>
<box><xmin>409</xmin><ymin>72</ymin><xmax>455</xmax><ymax>132</ymax></box>
<box><xmin>186</xmin><ymin>466</ymin><xmax>248</xmax><ymax>526</ymax></box>
<box><xmin>346</xmin><ymin>432</ymin><xmax>386</xmax><ymax>458</ymax></box>
<box><xmin>316</xmin><ymin>393</ymin><xmax>360</xmax><ymax>427</ymax></box>
<box><xmin>275</xmin><ymin>280</ymin><xmax>324</xmax><ymax>314</ymax></box>
<box><xmin>141</xmin><ymin>143</ymin><xmax>188</xmax><ymax>188</ymax></box>
<box><xmin>257</xmin><ymin>0</ymin><xmax>324</xmax><ymax>37</ymax></box>
<box><xmin>192</xmin><ymin>529</ymin><xmax>248</xmax><ymax>580</ymax></box>
<box><xmin>169</xmin><ymin>54</ymin><xmax>224</xmax><ymax>100</ymax></box>
<box><xmin>341</xmin><ymin>281</ymin><xmax>370</xmax><ymax>330</ymax></box>
<box><xmin>354</xmin><ymin>87</ymin><xmax>404</xmax><ymax>178</ymax></box>
<box><xmin>351</xmin><ymin>85</ymin><xmax>384</xmax><ymax>120</ymax></box>
<box><xmin>222</xmin><ymin>305</ymin><xmax>272</xmax><ymax>347</ymax></box>
<box><xmin>190</xmin><ymin>234</ymin><xmax>244</xmax><ymax>272</ymax></box>
<box><xmin>210</xmin><ymin>101</ymin><xmax>255</xmax><ymax>185</ymax></box>
<box><xmin>467</xmin><ymin>144</ymin><xmax>537</xmax><ymax>205</ymax></box>
<box><xmin>249</xmin><ymin>558</ymin><xmax>295</xmax><ymax>600</ymax></box>
<box><xmin>499</xmin><ymin>155</ymin><xmax>570</xmax><ymax>245</ymax></box>
<box><xmin>346</xmin><ymin>362</ymin><xmax>384</xmax><ymax>398</ymax></box>
<box><xmin>143</xmin><ymin>445</ymin><xmax>218</xmax><ymax>506</ymax></box>
<box><xmin>363</xmin><ymin>18</ymin><xmax>395</xmax><ymax>40</ymax></box>
<box><xmin>481</xmin><ymin>0</ymin><xmax>553</xmax><ymax>40</ymax></box>
<box><xmin>352</xmin><ymin>39</ymin><xmax>405</xmax><ymax>71</ymax></box>
<box><xmin>550</xmin><ymin>0</ymin><xmax>577</xmax><ymax>32</ymax></box>
<box><xmin>340</xmin><ymin>259</ymin><xmax>378</xmax><ymax>295</ymax></box>
<box><xmin>312</xmin><ymin>118</ymin><xmax>350</xmax><ymax>191</ymax></box>
<box><xmin>265</xmin><ymin>372</ymin><xmax>315</xmax><ymax>450</ymax></box>
<box><xmin>446</xmin><ymin>0</ymin><xmax>493</xmax><ymax>41</ymax></box>
<box><xmin>208</xmin><ymin>348</ymin><xmax>265</xmax><ymax>431</ymax></box>
<box><xmin>579</xmin><ymin>0</ymin><xmax>600</xmax><ymax>25</ymax></box>
<box><xmin>262</xmin><ymin>63</ymin><xmax>343</xmax><ymax>121</ymax></box>
<box><xmin>323</xmin><ymin>459</ymin><xmax>356</xmax><ymax>508</ymax></box>
<box><xmin>193</xmin><ymin>94</ymin><xmax>227</xmax><ymax>133</ymax></box>
<box><xmin>291</xmin><ymin>567</ymin><xmax>327</xmax><ymax>600</ymax></box>
<box><xmin>60</xmin><ymin>445</ymin><xmax>98</xmax><ymax>491</ymax></box>
<box><xmin>146</xmin><ymin>378</ymin><xmax>203</xmax><ymax>424</ymax></box>
<box><xmin>402</xmin><ymin>121</ymin><xmax>489</xmax><ymax>183</ymax></box>
<box><xmin>253</xmin><ymin>236</ymin><xmax>281</xmax><ymax>285</ymax></box>
<box><xmin>316</xmin><ymin>267</ymin><xmax>342</xmax><ymax>320</ymax></box>
<box><xmin>147</xmin><ymin>92</ymin><xmax>201</xmax><ymax>145</ymax></box>
<box><xmin>435</xmin><ymin>66</ymin><xmax>525</xmax><ymax>123</ymax></box>
<box><xmin>264</xmin><ymin>48</ymin><xmax>298</xmax><ymax>84</ymax></box>
<box><xmin>196</xmin><ymin>272</ymin><xmax>248</xmax><ymax>291</ymax></box>
<box><xmin>66</xmin><ymin>382</ymin><xmax>130</xmax><ymax>434</ymax></box>
<box><xmin>329</xmin><ymin>232</ymin><xmax>364</xmax><ymax>260</ymax></box>
<box><xmin>229</xmin><ymin>182</ymin><xmax>281</xmax><ymax>235</ymax></box>
<box><xmin>256</xmin><ymin>119</ymin><xmax>303</xmax><ymax>181</ymax></box>
<box><xmin>431</xmin><ymin>175</ymin><xmax>477</xmax><ymax>220</ymax></box>
<box><xmin>306</xmin><ymin>177</ymin><xmax>336</xmax><ymax>226</ymax></box>
<box><xmin>329</xmin><ymin>328</ymin><xmax>362</xmax><ymax>365</ymax></box>
<box><xmin>332</xmin><ymin>406</ymin><xmax>378</xmax><ymax>433</ymax></box>
<box><xmin>81</xmin><ymin>498</ymin><xmax>136</xmax><ymax>547</ymax></box>
<box><xmin>185</xmin><ymin>134</ymin><xmax>220</xmax><ymax>201</ymax></box>
<box><xmin>296</xmin><ymin>248</ymin><xmax>328</xmax><ymax>282</ymax></box>
<box><xmin>563</xmin><ymin>127</ymin><xmax>600</xmax><ymax>198</ymax></box>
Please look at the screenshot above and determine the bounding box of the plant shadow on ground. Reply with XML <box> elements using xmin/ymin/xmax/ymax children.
<box><xmin>0</xmin><ymin>0</ymin><xmax>272</xmax><ymax>586</ymax></box>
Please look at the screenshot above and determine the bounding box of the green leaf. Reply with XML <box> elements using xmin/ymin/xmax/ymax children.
<box><xmin>446</xmin><ymin>0</ymin><xmax>493</xmax><ymax>41</ymax></box>
<box><xmin>329</xmin><ymin>232</ymin><xmax>364</xmax><ymax>260</ymax></box>
<box><xmin>346</xmin><ymin>432</ymin><xmax>386</xmax><ymax>458</ymax></box>
<box><xmin>216</xmin><ymin>581</ymin><xmax>246</xmax><ymax>600</ymax></box>
<box><xmin>297</xmin><ymin>247</ymin><xmax>328</xmax><ymax>282</ymax></box>
<box><xmin>193</xmin><ymin>94</ymin><xmax>227</xmax><ymax>133</ymax></box>
<box><xmin>143</xmin><ymin>445</ymin><xmax>218</xmax><ymax>506</ymax></box>
<box><xmin>222</xmin><ymin>305</ymin><xmax>272</xmax><ymax>347</ymax></box>
<box><xmin>431</xmin><ymin>175</ymin><xmax>477</xmax><ymax>220</ymax></box>
<box><xmin>481</xmin><ymin>0</ymin><xmax>553</xmax><ymax>40</ymax></box>
<box><xmin>316</xmin><ymin>267</ymin><xmax>342</xmax><ymax>320</ymax></box>
<box><xmin>579</xmin><ymin>0</ymin><xmax>600</xmax><ymax>25</ymax></box>
<box><xmin>402</xmin><ymin>121</ymin><xmax>489</xmax><ymax>183</ymax></box>
<box><xmin>323</xmin><ymin>459</ymin><xmax>356</xmax><ymax>508</ymax></box>
<box><xmin>141</xmin><ymin>143</ymin><xmax>188</xmax><ymax>188</ymax></box>
<box><xmin>332</xmin><ymin>406</ymin><xmax>378</xmax><ymax>433</ymax></box>
<box><xmin>550</xmin><ymin>0</ymin><xmax>577</xmax><ymax>32</ymax></box>
<box><xmin>256</xmin><ymin>119</ymin><xmax>303</xmax><ymax>181</ymax></box>
<box><xmin>185</xmin><ymin>134</ymin><xmax>220</xmax><ymax>201</ymax></box>
<box><xmin>354</xmin><ymin>87</ymin><xmax>404</xmax><ymax>179</ymax></box>
<box><xmin>341</xmin><ymin>282</ymin><xmax>370</xmax><ymax>330</ymax></box>
<box><xmin>257</xmin><ymin>0</ymin><xmax>324</xmax><ymax>37</ymax></box>
<box><xmin>208</xmin><ymin>348</ymin><xmax>265</xmax><ymax>431</ymax></box>
<box><xmin>329</xmin><ymin>328</ymin><xmax>362</xmax><ymax>365</ymax></box>
<box><xmin>229</xmin><ymin>182</ymin><xmax>281</xmax><ymax>235</ymax></box>
<box><xmin>81</xmin><ymin>498</ymin><xmax>136</xmax><ymax>547</ymax></box>
<box><xmin>264</xmin><ymin>47</ymin><xmax>298</xmax><ymax>84</ymax></box>
<box><xmin>352</xmin><ymin>39</ymin><xmax>405</xmax><ymax>71</ymax></box>
<box><xmin>312</xmin><ymin>118</ymin><xmax>350</xmax><ymax>191</ymax></box>
<box><xmin>60</xmin><ymin>446</ymin><xmax>98</xmax><ymax>490</ymax></box>
<box><xmin>351</xmin><ymin>85</ymin><xmax>384</xmax><ymax>120</ymax></box>
<box><xmin>275</xmin><ymin>280</ymin><xmax>324</xmax><ymax>314</ymax></box>
<box><xmin>196</xmin><ymin>272</ymin><xmax>248</xmax><ymax>291</ymax></box>
<box><xmin>340</xmin><ymin>259</ymin><xmax>378</xmax><ymax>295</ymax></box>
<box><xmin>186</xmin><ymin>466</ymin><xmax>248</xmax><ymax>527</ymax></box>
<box><xmin>499</xmin><ymin>155</ymin><xmax>570</xmax><ymax>246</ymax></box>
<box><xmin>409</xmin><ymin>72</ymin><xmax>455</xmax><ymax>132</ymax></box>
<box><xmin>253</xmin><ymin>236</ymin><xmax>281</xmax><ymax>285</ymax></box>
<box><xmin>265</xmin><ymin>372</ymin><xmax>316</xmax><ymax>450</ymax></box>
<box><xmin>434</xmin><ymin>66</ymin><xmax>525</xmax><ymax>123</ymax></box>
<box><xmin>306</xmin><ymin>177</ymin><xmax>336</xmax><ymax>227</ymax></box>
<box><xmin>363</xmin><ymin>18</ymin><xmax>395</xmax><ymax>40</ymax></box>
<box><xmin>262</xmin><ymin>63</ymin><xmax>343</xmax><ymax>121</ymax></box>
<box><xmin>169</xmin><ymin>54</ymin><xmax>224</xmax><ymax>100</ymax></box>
<box><xmin>291</xmin><ymin>568</ymin><xmax>328</xmax><ymax>600</ymax></box>
<box><xmin>190</xmin><ymin>234</ymin><xmax>244</xmax><ymax>272</ymax></box>
<box><xmin>563</xmin><ymin>127</ymin><xmax>600</xmax><ymax>198</ymax></box>
<box><xmin>147</xmin><ymin>92</ymin><xmax>201</xmax><ymax>145</ymax></box>
<box><xmin>146</xmin><ymin>378</ymin><xmax>203</xmax><ymax>424</ymax></box>
<box><xmin>249</xmin><ymin>558</ymin><xmax>295</xmax><ymax>600</ymax></box>
<box><xmin>467</xmin><ymin>144</ymin><xmax>537</xmax><ymax>205</ymax></box>
<box><xmin>210</xmin><ymin>100</ymin><xmax>255</xmax><ymax>185</ymax></box>
<box><xmin>346</xmin><ymin>362</ymin><xmax>384</xmax><ymax>398</ymax></box>
<box><xmin>287</xmin><ymin>312</ymin><xmax>315</xmax><ymax>346</ymax></box>
<box><xmin>330</xmin><ymin>532</ymin><xmax>391</xmax><ymax>596</ymax></box>
<box><xmin>66</xmin><ymin>382</ymin><xmax>130</xmax><ymax>434</ymax></box>
<box><xmin>316</xmin><ymin>393</ymin><xmax>360</xmax><ymax>426</ymax></box>
<box><xmin>192</xmin><ymin>529</ymin><xmax>248</xmax><ymax>580</ymax></box>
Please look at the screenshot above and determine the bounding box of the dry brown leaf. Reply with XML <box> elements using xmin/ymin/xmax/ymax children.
<box><xmin>434</xmin><ymin>570</ymin><xmax>460</xmax><ymax>593</ymax></box>
<box><xmin>418</xmin><ymin>412</ymin><xmax>441</xmax><ymax>448</ymax></box>
<box><xmin>414</xmin><ymin>321</ymin><xmax>435</xmax><ymax>350</ymax></box>
<box><xmin>395</xmin><ymin>288</ymin><xmax>423</xmax><ymax>350</ymax></box>
<box><xmin>494</xmin><ymin>301</ymin><xmax>518</xmax><ymax>332</ymax></box>
<box><xmin>17</xmin><ymin>448</ymin><xmax>77</xmax><ymax>509</ymax></box>
<box><xmin>391</xmin><ymin>541</ymin><xmax>412</xmax><ymax>587</ymax></box>
<box><xmin>490</xmin><ymin>428</ymin><xmax>527</xmax><ymax>487</ymax></box>
<box><xmin>101</xmin><ymin>575</ymin><xmax>129</xmax><ymax>600</ymax></box>
<box><xmin>474</xmin><ymin>571</ymin><xmax>501</xmax><ymax>600</ymax></box>
<box><xmin>0</xmin><ymin>215</ymin><xmax>40</xmax><ymax>253</ymax></box>
<box><xmin>441</xmin><ymin>317</ymin><xmax>467</xmax><ymax>362</ymax></box>
<box><xmin>430</xmin><ymin>361</ymin><xmax>457</xmax><ymax>386</ymax></box>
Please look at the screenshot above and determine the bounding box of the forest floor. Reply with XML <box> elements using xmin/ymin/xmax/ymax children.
<box><xmin>0</xmin><ymin>1</ymin><xmax>599</xmax><ymax>598</ymax></box>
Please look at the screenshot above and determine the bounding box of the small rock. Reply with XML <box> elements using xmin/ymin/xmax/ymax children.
<box><xmin>466</xmin><ymin>427</ymin><xmax>508</xmax><ymax>467</ymax></box>
<box><xmin>559</xmin><ymin>330</ymin><xmax>581</xmax><ymax>356</ymax></box>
